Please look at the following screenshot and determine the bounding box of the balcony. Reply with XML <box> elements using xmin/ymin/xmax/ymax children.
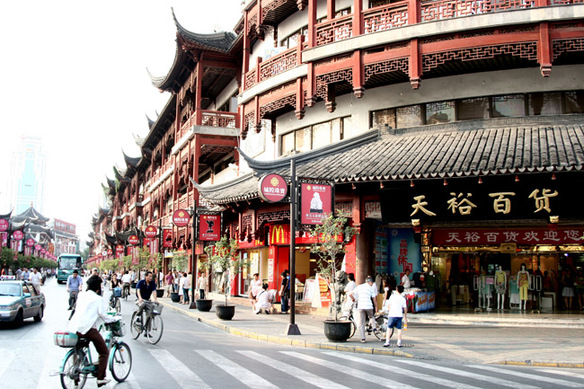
<box><xmin>178</xmin><ymin>110</ymin><xmax>239</xmax><ymax>140</ymax></box>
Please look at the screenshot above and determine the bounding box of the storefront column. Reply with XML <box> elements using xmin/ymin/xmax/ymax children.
<box><xmin>355</xmin><ymin>219</ymin><xmax>375</xmax><ymax>284</ymax></box>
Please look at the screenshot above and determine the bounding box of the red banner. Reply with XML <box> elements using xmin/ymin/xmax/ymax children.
<box><xmin>432</xmin><ymin>228</ymin><xmax>584</xmax><ymax>246</ymax></box>
<box><xmin>300</xmin><ymin>183</ymin><xmax>332</xmax><ymax>225</ymax></box>
<box><xmin>199</xmin><ymin>214</ymin><xmax>221</xmax><ymax>241</ymax></box>
<box><xmin>173</xmin><ymin>209</ymin><xmax>190</xmax><ymax>227</ymax></box>
<box><xmin>163</xmin><ymin>229</ymin><xmax>173</xmax><ymax>248</ymax></box>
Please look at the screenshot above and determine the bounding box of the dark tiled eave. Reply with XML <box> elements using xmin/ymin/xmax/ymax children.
<box><xmin>199</xmin><ymin>115</ymin><xmax>584</xmax><ymax>205</ymax></box>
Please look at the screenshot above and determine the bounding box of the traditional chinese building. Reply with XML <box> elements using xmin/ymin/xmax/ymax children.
<box><xmin>92</xmin><ymin>1</ymin><xmax>584</xmax><ymax>311</ymax></box>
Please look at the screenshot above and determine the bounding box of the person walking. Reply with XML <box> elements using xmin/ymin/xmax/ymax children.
<box><xmin>383</xmin><ymin>284</ymin><xmax>408</xmax><ymax>348</ymax></box>
<box><xmin>164</xmin><ymin>270</ymin><xmax>174</xmax><ymax>297</ymax></box>
<box><xmin>349</xmin><ymin>275</ymin><xmax>379</xmax><ymax>343</ymax></box>
<box><xmin>29</xmin><ymin>267</ymin><xmax>42</xmax><ymax>291</ymax></box>
<box><xmin>181</xmin><ymin>272</ymin><xmax>191</xmax><ymax>305</ymax></box>
<box><xmin>197</xmin><ymin>272</ymin><xmax>207</xmax><ymax>299</ymax></box>
<box><xmin>66</xmin><ymin>269</ymin><xmax>83</xmax><ymax>311</ymax></box>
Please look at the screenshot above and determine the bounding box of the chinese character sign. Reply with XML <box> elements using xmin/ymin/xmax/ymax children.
<box><xmin>199</xmin><ymin>214</ymin><xmax>221</xmax><ymax>241</ymax></box>
<box><xmin>258</xmin><ymin>174</ymin><xmax>288</xmax><ymax>203</ymax></box>
<box><xmin>432</xmin><ymin>228</ymin><xmax>584</xmax><ymax>245</ymax></box>
<box><xmin>300</xmin><ymin>183</ymin><xmax>332</xmax><ymax>225</ymax></box>
<box><xmin>388</xmin><ymin>228</ymin><xmax>421</xmax><ymax>276</ymax></box>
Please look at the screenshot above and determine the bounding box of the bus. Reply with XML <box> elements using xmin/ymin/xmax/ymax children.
<box><xmin>57</xmin><ymin>254</ymin><xmax>83</xmax><ymax>284</ymax></box>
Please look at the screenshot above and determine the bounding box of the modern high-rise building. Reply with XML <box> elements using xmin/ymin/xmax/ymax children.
<box><xmin>9</xmin><ymin>135</ymin><xmax>46</xmax><ymax>214</ymax></box>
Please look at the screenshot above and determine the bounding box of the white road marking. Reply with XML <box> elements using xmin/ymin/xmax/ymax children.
<box><xmin>196</xmin><ymin>350</ymin><xmax>279</xmax><ymax>389</ymax></box>
<box><xmin>148</xmin><ymin>349</ymin><xmax>210</xmax><ymax>389</ymax></box>
<box><xmin>283</xmin><ymin>351</ymin><xmax>422</xmax><ymax>389</ymax></box>
<box><xmin>391</xmin><ymin>358</ymin><xmax>541</xmax><ymax>389</ymax></box>
<box><xmin>238</xmin><ymin>350</ymin><xmax>350</xmax><ymax>389</ymax></box>
<box><xmin>469</xmin><ymin>364</ymin><xmax>584</xmax><ymax>388</ymax></box>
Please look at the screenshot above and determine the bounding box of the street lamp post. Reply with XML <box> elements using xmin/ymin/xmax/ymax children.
<box><xmin>287</xmin><ymin>159</ymin><xmax>301</xmax><ymax>335</ymax></box>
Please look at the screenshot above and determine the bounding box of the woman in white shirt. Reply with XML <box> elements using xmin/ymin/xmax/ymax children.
<box><xmin>68</xmin><ymin>276</ymin><xmax>116</xmax><ymax>387</ymax></box>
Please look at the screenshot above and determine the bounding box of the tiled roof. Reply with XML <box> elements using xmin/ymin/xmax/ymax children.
<box><xmin>198</xmin><ymin>116</ymin><xmax>584</xmax><ymax>204</ymax></box>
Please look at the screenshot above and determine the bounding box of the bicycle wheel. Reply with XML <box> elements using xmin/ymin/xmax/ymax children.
<box><xmin>339</xmin><ymin>316</ymin><xmax>356</xmax><ymax>339</ymax></box>
<box><xmin>60</xmin><ymin>350</ymin><xmax>87</xmax><ymax>389</ymax></box>
<box><xmin>114</xmin><ymin>298</ymin><xmax>121</xmax><ymax>314</ymax></box>
<box><xmin>146</xmin><ymin>314</ymin><xmax>163</xmax><ymax>345</ymax></box>
<box><xmin>374</xmin><ymin>316</ymin><xmax>386</xmax><ymax>340</ymax></box>
<box><xmin>110</xmin><ymin>342</ymin><xmax>132</xmax><ymax>382</ymax></box>
<box><xmin>130</xmin><ymin>311</ymin><xmax>142</xmax><ymax>340</ymax></box>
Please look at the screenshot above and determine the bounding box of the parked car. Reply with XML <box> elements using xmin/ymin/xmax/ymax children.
<box><xmin>0</xmin><ymin>280</ymin><xmax>45</xmax><ymax>326</ymax></box>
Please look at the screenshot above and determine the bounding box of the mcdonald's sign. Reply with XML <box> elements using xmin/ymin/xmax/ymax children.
<box><xmin>270</xmin><ymin>224</ymin><xmax>290</xmax><ymax>245</ymax></box>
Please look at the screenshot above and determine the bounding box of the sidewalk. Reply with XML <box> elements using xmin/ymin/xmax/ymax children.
<box><xmin>158</xmin><ymin>295</ymin><xmax>584</xmax><ymax>368</ymax></box>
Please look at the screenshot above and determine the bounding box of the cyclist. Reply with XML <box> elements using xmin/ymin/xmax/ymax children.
<box><xmin>136</xmin><ymin>271</ymin><xmax>158</xmax><ymax>315</ymax></box>
<box><xmin>66</xmin><ymin>269</ymin><xmax>83</xmax><ymax>311</ymax></box>
<box><xmin>349</xmin><ymin>275</ymin><xmax>379</xmax><ymax>343</ymax></box>
<box><xmin>68</xmin><ymin>275</ymin><xmax>117</xmax><ymax>387</ymax></box>
<box><xmin>121</xmin><ymin>270</ymin><xmax>131</xmax><ymax>298</ymax></box>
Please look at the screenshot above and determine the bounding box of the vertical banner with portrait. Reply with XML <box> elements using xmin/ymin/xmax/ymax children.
<box><xmin>300</xmin><ymin>183</ymin><xmax>332</xmax><ymax>225</ymax></box>
<box><xmin>198</xmin><ymin>214</ymin><xmax>221</xmax><ymax>241</ymax></box>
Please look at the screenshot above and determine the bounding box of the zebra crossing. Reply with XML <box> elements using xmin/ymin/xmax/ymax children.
<box><xmin>3</xmin><ymin>347</ymin><xmax>584</xmax><ymax>389</ymax></box>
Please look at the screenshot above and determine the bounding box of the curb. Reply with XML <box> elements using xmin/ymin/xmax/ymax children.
<box><xmin>160</xmin><ymin>301</ymin><xmax>414</xmax><ymax>358</ymax></box>
<box><xmin>496</xmin><ymin>360</ymin><xmax>584</xmax><ymax>368</ymax></box>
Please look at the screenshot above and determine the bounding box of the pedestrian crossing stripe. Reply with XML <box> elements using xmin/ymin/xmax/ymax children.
<box><xmin>469</xmin><ymin>364</ymin><xmax>584</xmax><ymax>388</ymax></box>
<box><xmin>282</xmin><ymin>351</ymin><xmax>424</xmax><ymax>389</ymax></box>
<box><xmin>318</xmin><ymin>351</ymin><xmax>482</xmax><ymax>389</ymax></box>
<box><xmin>238</xmin><ymin>350</ymin><xmax>350</xmax><ymax>389</ymax></box>
<box><xmin>148</xmin><ymin>349</ymin><xmax>211</xmax><ymax>389</ymax></box>
<box><xmin>389</xmin><ymin>358</ymin><xmax>540</xmax><ymax>389</ymax></box>
<box><xmin>537</xmin><ymin>369</ymin><xmax>584</xmax><ymax>379</ymax></box>
<box><xmin>196</xmin><ymin>350</ymin><xmax>279</xmax><ymax>389</ymax></box>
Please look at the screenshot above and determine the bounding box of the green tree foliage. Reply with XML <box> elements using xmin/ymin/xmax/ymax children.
<box><xmin>203</xmin><ymin>236</ymin><xmax>246</xmax><ymax>305</ymax></box>
<box><xmin>309</xmin><ymin>212</ymin><xmax>356</xmax><ymax>320</ymax></box>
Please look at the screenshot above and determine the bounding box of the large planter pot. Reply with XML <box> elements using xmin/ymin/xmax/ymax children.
<box><xmin>170</xmin><ymin>292</ymin><xmax>181</xmax><ymax>303</ymax></box>
<box><xmin>323</xmin><ymin>320</ymin><xmax>353</xmax><ymax>342</ymax></box>
<box><xmin>196</xmin><ymin>299</ymin><xmax>213</xmax><ymax>312</ymax></box>
<box><xmin>215</xmin><ymin>304</ymin><xmax>235</xmax><ymax>320</ymax></box>
<box><xmin>156</xmin><ymin>289</ymin><xmax>165</xmax><ymax>298</ymax></box>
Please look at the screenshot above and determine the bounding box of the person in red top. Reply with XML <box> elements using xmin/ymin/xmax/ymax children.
<box><xmin>164</xmin><ymin>271</ymin><xmax>174</xmax><ymax>297</ymax></box>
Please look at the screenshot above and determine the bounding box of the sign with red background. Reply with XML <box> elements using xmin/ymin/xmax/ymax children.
<box><xmin>173</xmin><ymin>210</ymin><xmax>190</xmax><ymax>227</ymax></box>
<box><xmin>144</xmin><ymin>225</ymin><xmax>158</xmax><ymax>238</ymax></box>
<box><xmin>198</xmin><ymin>214</ymin><xmax>221</xmax><ymax>241</ymax></box>
<box><xmin>12</xmin><ymin>230</ymin><xmax>24</xmax><ymax>240</ymax></box>
<box><xmin>0</xmin><ymin>219</ymin><xmax>8</xmax><ymax>232</ymax></box>
<box><xmin>163</xmin><ymin>229</ymin><xmax>173</xmax><ymax>248</ymax></box>
<box><xmin>26</xmin><ymin>238</ymin><xmax>35</xmax><ymax>247</ymax></box>
<box><xmin>128</xmin><ymin>235</ymin><xmax>140</xmax><ymax>245</ymax></box>
<box><xmin>258</xmin><ymin>174</ymin><xmax>288</xmax><ymax>203</ymax></box>
<box><xmin>300</xmin><ymin>183</ymin><xmax>332</xmax><ymax>225</ymax></box>
<box><xmin>432</xmin><ymin>228</ymin><xmax>584</xmax><ymax>246</ymax></box>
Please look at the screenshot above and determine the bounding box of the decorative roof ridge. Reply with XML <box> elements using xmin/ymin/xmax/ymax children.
<box><xmin>238</xmin><ymin>129</ymin><xmax>380</xmax><ymax>173</ymax></box>
<box><xmin>122</xmin><ymin>150</ymin><xmax>141</xmax><ymax>168</ymax></box>
<box><xmin>172</xmin><ymin>8</ymin><xmax>237</xmax><ymax>54</ymax></box>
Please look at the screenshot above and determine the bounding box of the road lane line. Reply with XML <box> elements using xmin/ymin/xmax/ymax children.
<box><xmin>537</xmin><ymin>369</ymin><xmax>584</xmax><ymax>380</ymax></box>
<box><xmin>195</xmin><ymin>350</ymin><xmax>279</xmax><ymax>389</ymax></box>
<box><xmin>282</xmin><ymin>351</ymin><xmax>422</xmax><ymax>389</ymax></box>
<box><xmin>469</xmin><ymin>365</ymin><xmax>584</xmax><ymax>388</ymax></box>
<box><xmin>388</xmin><ymin>358</ymin><xmax>540</xmax><ymax>389</ymax></box>
<box><xmin>238</xmin><ymin>350</ymin><xmax>350</xmax><ymax>389</ymax></box>
<box><xmin>0</xmin><ymin>349</ymin><xmax>16</xmax><ymax>378</ymax></box>
<box><xmin>148</xmin><ymin>349</ymin><xmax>210</xmax><ymax>389</ymax></box>
<box><xmin>319</xmin><ymin>351</ymin><xmax>481</xmax><ymax>389</ymax></box>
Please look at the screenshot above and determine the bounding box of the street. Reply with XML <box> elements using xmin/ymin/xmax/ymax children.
<box><xmin>1</xmin><ymin>278</ymin><xmax>584</xmax><ymax>389</ymax></box>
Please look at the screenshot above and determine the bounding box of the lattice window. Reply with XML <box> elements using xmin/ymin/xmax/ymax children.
<box><xmin>363</xmin><ymin>2</ymin><xmax>409</xmax><ymax>34</ymax></box>
<box><xmin>259</xmin><ymin>94</ymin><xmax>296</xmax><ymax>118</ymax></box>
<box><xmin>258</xmin><ymin>210</ymin><xmax>290</xmax><ymax>225</ymax></box>
<box><xmin>364</xmin><ymin>58</ymin><xmax>409</xmax><ymax>83</ymax></box>
<box><xmin>420</xmin><ymin>0</ymin><xmax>535</xmax><ymax>23</ymax></box>
<box><xmin>315</xmin><ymin>15</ymin><xmax>353</xmax><ymax>46</ymax></box>
<box><xmin>245</xmin><ymin>69</ymin><xmax>256</xmax><ymax>89</ymax></box>
<box><xmin>422</xmin><ymin>42</ymin><xmax>538</xmax><ymax>72</ymax></box>
<box><xmin>259</xmin><ymin>48</ymin><xmax>297</xmax><ymax>82</ymax></box>
<box><xmin>316</xmin><ymin>69</ymin><xmax>353</xmax><ymax>99</ymax></box>
<box><xmin>552</xmin><ymin>38</ymin><xmax>584</xmax><ymax>61</ymax></box>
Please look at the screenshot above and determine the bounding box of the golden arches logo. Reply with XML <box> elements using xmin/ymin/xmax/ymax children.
<box><xmin>271</xmin><ymin>225</ymin><xmax>287</xmax><ymax>244</ymax></box>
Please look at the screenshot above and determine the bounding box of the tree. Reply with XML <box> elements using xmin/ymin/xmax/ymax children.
<box><xmin>138</xmin><ymin>248</ymin><xmax>150</xmax><ymax>271</ymax></box>
<box><xmin>122</xmin><ymin>255</ymin><xmax>133</xmax><ymax>272</ymax></box>
<box><xmin>203</xmin><ymin>236</ymin><xmax>246</xmax><ymax>306</ymax></box>
<box><xmin>309</xmin><ymin>212</ymin><xmax>356</xmax><ymax>321</ymax></box>
<box><xmin>171</xmin><ymin>250</ymin><xmax>188</xmax><ymax>273</ymax></box>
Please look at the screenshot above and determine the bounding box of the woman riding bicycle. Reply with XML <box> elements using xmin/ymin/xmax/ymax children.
<box><xmin>110</xmin><ymin>273</ymin><xmax>122</xmax><ymax>306</ymax></box>
<box><xmin>68</xmin><ymin>275</ymin><xmax>117</xmax><ymax>387</ymax></box>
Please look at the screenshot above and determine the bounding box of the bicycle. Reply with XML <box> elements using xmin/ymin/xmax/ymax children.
<box><xmin>130</xmin><ymin>301</ymin><xmax>164</xmax><ymax>344</ymax></box>
<box><xmin>339</xmin><ymin>307</ymin><xmax>393</xmax><ymax>341</ymax></box>
<box><xmin>109</xmin><ymin>287</ymin><xmax>122</xmax><ymax>314</ymax></box>
<box><xmin>122</xmin><ymin>282</ymin><xmax>131</xmax><ymax>301</ymax></box>
<box><xmin>54</xmin><ymin>317</ymin><xmax>132</xmax><ymax>389</ymax></box>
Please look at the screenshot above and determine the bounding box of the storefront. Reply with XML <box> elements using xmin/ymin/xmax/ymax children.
<box><xmin>380</xmin><ymin>173</ymin><xmax>584</xmax><ymax>311</ymax></box>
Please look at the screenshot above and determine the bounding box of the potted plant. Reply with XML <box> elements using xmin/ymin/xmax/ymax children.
<box><xmin>309</xmin><ymin>212</ymin><xmax>356</xmax><ymax>342</ymax></box>
<box><xmin>195</xmin><ymin>259</ymin><xmax>213</xmax><ymax>312</ymax></box>
<box><xmin>203</xmin><ymin>236</ymin><xmax>246</xmax><ymax>320</ymax></box>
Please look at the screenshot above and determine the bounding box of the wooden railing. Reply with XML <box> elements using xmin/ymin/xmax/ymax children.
<box><xmin>201</xmin><ymin>110</ymin><xmax>238</xmax><ymax>128</ymax></box>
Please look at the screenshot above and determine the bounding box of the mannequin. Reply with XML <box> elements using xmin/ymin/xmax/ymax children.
<box><xmin>517</xmin><ymin>264</ymin><xmax>530</xmax><ymax>310</ymax></box>
<box><xmin>495</xmin><ymin>266</ymin><xmax>507</xmax><ymax>310</ymax></box>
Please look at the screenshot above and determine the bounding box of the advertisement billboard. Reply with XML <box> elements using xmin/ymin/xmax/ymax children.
<box><xmin>198</xmin><ymin>214</ymin><xmax>221</xmax><ymax>241</ymax></box>
<box><xmin>300</xmin><ymin>183</ymin><xmax>332</xmax><ymax>225</ymax></box>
